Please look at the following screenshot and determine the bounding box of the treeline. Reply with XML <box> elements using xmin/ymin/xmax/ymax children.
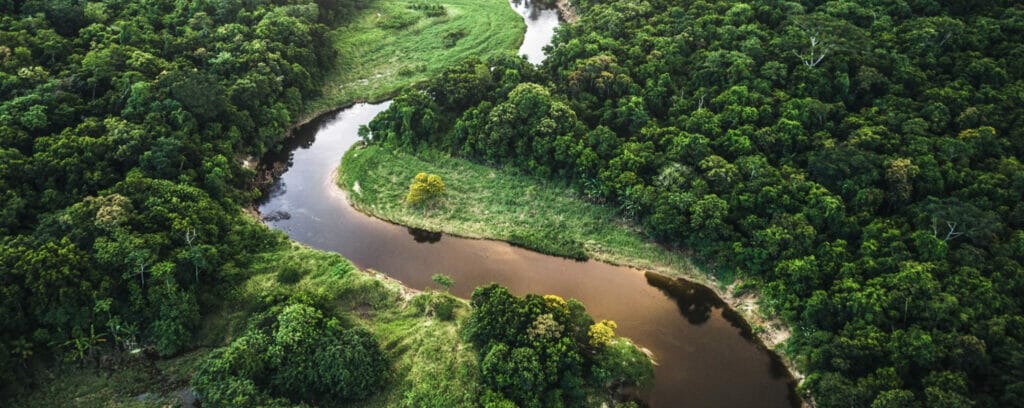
<box><xmin>366</xmin><ymin>0</ymin><xmax>1024</xmax><ymax>406</ymax></box>
<box><xmin>0</xmin><ymin>0</ymin><xmax>363</xmax><ymax>392</ymax></box>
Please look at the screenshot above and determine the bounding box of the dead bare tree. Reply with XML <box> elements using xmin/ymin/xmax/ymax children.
<box><xmin>792</xmin><ymin>22</ymin><xmax>831</xmax><ymax>67</ymax></box>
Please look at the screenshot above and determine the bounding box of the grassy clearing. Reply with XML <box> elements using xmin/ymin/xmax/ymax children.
<box><xmin>338</xmin><ymin>145</ymin><xmax>709</xmax><ymax>283</ymax></box>
<box><xmin>353</xmin><ymin>303</ymin><xmax>480</xmax><ymax>408</ymax></box>
<box><xmin>303</xmin><ymin>0</ymin><xmax>525</xmax><ymax>120</ymax></box>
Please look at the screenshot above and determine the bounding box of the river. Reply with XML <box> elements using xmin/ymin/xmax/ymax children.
<box><xmin>256</xmin><ymin>1</ymin><xmax>799</xmax><ymax>406</ymax></box>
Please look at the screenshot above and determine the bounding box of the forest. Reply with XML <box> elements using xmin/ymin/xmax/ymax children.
<box><xmin>364</xmin><ymin>0</ymin><xmax>1024</xmax><ymax>406</ymax></box>
<box><xmin>0</xmin><ymin>0</ymin><xmax>359</xmax><ymax>387</ymax></box>
<box><xmin>3</xmin><ymin>0</ymin><xmax>1024</xmax><ymax>406</ymax></box>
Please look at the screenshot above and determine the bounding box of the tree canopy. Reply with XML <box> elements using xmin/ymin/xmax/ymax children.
<box><xmin>465</xmin><ymin>285</ymin><xmax>652</xmax><ymax>408</ymax></box>
<box><xmin>0</xmin><ymin>0</ymin><xmax>362</xmax><ymax>393</ymax></box>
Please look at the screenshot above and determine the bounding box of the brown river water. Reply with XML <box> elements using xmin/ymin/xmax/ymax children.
<box><xmin>256</xmin><ymin>1</ymin><xmax>799</xmax><ymax>406</ymax></box>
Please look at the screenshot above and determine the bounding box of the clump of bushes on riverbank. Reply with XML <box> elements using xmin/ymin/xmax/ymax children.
<box><xmin>405</xmin><ymin>172</ymin><xmax>447</xmax><ymax>206</ymax></box>
<box><xmin>408</xmin><ymin>2</ymin><xmax>448</xmax><ymax>17</ymax></box>
<box><xmin>465</xmin><ymin>285</ymin><xmax>652</xmax><ymax>407</ymax></box>
<box><xmin>193</xmin><ymin>304</ymin><xmax>390</xmax><ymax>406</ymax></box>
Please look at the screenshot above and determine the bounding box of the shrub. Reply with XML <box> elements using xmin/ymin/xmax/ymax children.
<box><xmin>378</xmin><ymin>9</ymin><xmax>420</xmax><ymax>29</ymax></box>
<box><xmin>431</xmin><ymin>273</ymin><xmax>454</xmax><ymax>291</ymax></box>
<box><xmin>193</xmin><ymin>304</ymin><xmax>389</xmax><ymax>405</ymax></box>
<box><xmin>587</xmin><ymin>320</ymin><xmax>617</xmax><ymax>348</ymax></box>
<box><xmin>443</xmin><ymin>29</ymin><xmax>466</xmax><ymax>48</ymax></box>
<box><xmin>405</xmin><ymin>172</ymin><xmax>446</xmax><ymax>205</ymax></box>
<box><xmin>433</xmin><ymin>295</ymin><xmax>458</xmax><ymax>321</ymax></box>
<box><xmin>465</xmin><ymin>285</ymin><xmax>647</xmax><ymax>406</ymax></box>
<box><xmin>147</xmin><ymin>285</ymin><xmax>200</xmax><ymax>357</ymax></box>
<box><xmin>592</xmin><ymin>338</ymin><xmax>654</xmax><ymax>388</ymax></box>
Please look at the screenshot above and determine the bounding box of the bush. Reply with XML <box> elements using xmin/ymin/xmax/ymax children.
<box><xmin>591</xmin><ymin>338</ymin><xmax>654</xmax><ymax>388</ymax></box>
<box><xmin>465</xmin><ymin>285</ymin><xmax>647</xmax><ymax>407</ymax></box>
<box><xmin>147</xmin><ymin>285</ymin><xmax>200</xmax><ymax>357</ymax></box>
<box><xmin>405</xmin><ymin>172</ymin><xmax>446</xmax><ymax>205</ymax></box>
<box><xmin>433</xmin><ymin>295</ymin><xmax>458</xmax><ymax>321</ymax></box>
<box><xmin>408</xmin><ymin>2</ymin><xmax>447</xmax><ymax>17</ymax></box>
<box><xmin>193</xmin><ymin>304</ymin><xmax>389</xmax><ymax>405</ymax></box>
<box><xmin>443</xmin><ymin>29</ymin><xmax>466</xmax><ymax>48</ymax></box>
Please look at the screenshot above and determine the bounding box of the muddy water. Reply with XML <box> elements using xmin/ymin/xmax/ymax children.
<box><xmin>256</xmin><ymin>1</ymin><xmax>798</xmax><ymax>406</ymax></box>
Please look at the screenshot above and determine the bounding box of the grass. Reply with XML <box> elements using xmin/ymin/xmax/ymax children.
<box><xmin>8</xmin><ymin>350</ymin><xmax>209</xmax><ymax>408</ymax></box>
<box><xmin>338</xmin><ymin>145</ymin><xmax>712</xmax><ymax>284</ymax></box>
<box><xmin>353</xmin><ymin>302</ymin><xmax>481</xmax><ymax>408</ymax></box>
<box><xmin>303</xmin><ymin>0</ymin><xmax>525</xmax><ymax>120</ymax></box>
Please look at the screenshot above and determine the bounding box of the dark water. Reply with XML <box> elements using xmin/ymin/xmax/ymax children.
<box><xmin>256</xmin><ymin>2</ymin><xmax>798</xmax><ymax>407</ymax></box>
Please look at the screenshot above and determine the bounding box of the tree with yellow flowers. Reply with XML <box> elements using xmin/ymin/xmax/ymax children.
<box><xmin>588</xmin><ymin>320</ymin><xmax>617</xmax><ymax>348</ymax></box>
<box><xmin>404</xmin><ymin>172</ymin><xmax>445</xmax><ymax>206</ymax></box>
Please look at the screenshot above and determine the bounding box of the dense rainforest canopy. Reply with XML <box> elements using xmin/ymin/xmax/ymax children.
<box><xmin>367</xmin><ymin>0</ymin><xmax>1024</xmax><ymax>406</ymax></box>
<box><xmin>0</xmin><ymin>0</ymin><xmax>361</xmax><ymax>390</ymax></box>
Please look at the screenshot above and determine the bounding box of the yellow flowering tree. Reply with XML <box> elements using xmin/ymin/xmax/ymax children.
<box><xmin>404</xmin><ymin>172</ymin><xmax>445</xmax><ymax>206</ymax></box>
<box><xmin>588</xmin><ymin>319</ymin><xmax>617</xmax><ymax>348</ymax></box>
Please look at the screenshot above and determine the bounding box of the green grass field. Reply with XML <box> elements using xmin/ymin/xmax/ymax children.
<box><xmin>338</xmin><ymin>145</ymin><xmax>711</xmax><ymax>284</ymax></box>
<box><xmin>303</xmin><ymin>0</ymin><xmax>525</xmax><ymax>120</ymax></box>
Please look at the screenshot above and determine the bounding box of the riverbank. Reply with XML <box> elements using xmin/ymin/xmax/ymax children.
<box><xmin>338</xmin><ymin>145</ymin><xmax>702</xmax><ymax>279</ymax></box>
<box><xmin>337</xmin><ymin>144</ymin><xmax>805</xmax><ymax>386</ymax></box>
<box><xmin>297</xmin><ymin>0</ymin><xmax>525</xmax><ymax>125</ymax></box>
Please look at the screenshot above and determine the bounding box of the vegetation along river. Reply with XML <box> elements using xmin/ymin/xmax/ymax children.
<box><xmin>257</xmin><ymin>1</ymin><xmax>798</xmax><ymax>406</ymax></box>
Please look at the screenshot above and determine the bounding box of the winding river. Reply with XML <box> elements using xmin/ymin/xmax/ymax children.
<box><xmin>257</xmin><ymin>1</ymin><xmax>798</xmax><ymax>406</ymax></box>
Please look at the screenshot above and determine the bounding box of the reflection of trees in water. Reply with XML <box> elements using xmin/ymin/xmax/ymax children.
<box><xmin>254</xmin><ymin>109</ymin><xmax>334</xmax><ymax>197</ymax></box>
<box><xmin>646</xmin><ymin>272</ymin><xmax>798</xmax><ymax>388</ymax></box>
<box><xmin>645</xmin><ymin>272</ymin><xmax>723</xmax><ymax>325</ymax></box>
<box><xmin>510</xmin><ymin>0</ymin><xmax>555</xmax><ymax>21</ymax></box>
<box><xmin>408</xmin><ymin>227</ymin><xmax>442</xmax><ymax>243</ymax></box>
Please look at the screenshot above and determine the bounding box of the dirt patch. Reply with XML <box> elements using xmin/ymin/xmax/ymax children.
<box><xmin>721</xmin><ymin>280</ymin><xmax>805</xmax><ymax>389</ymax></box>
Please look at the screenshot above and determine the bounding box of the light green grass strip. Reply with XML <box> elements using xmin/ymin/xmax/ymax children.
<box><xmin>304</xmin><ymin>0</ymin><xmax>525</xmax><ymax>120</ymax></box>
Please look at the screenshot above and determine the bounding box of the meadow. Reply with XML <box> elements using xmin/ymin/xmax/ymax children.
<box><xmin>303</xmin><ymin>0</ymin><xmax>525</xmax><ymax>120</ymax></box>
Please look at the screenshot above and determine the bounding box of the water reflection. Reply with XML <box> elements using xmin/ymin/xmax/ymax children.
<box><xmin>408</xmin><ymin>227</ymin><xmax>442</xmax><ymax>243</ymax></box>
<box><xmin>509</xmin><ymin>0</ymin><xmax>560</xmax><ymax>64</ymax></box>
<box><xmin>645</xmin><ymin>272</ymin><xmax>722</xmax><ymax>325</ymax></box>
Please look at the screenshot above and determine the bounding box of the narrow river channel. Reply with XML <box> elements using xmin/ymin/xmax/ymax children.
<box><xmin>257</xmin><ymin>1</ymin><xmax>799</xmax><ymax>406</ymax></box>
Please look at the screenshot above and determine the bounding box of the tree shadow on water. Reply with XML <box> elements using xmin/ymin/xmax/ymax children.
<box><xmin>408</xmin><ymin>227</ymin><xmax>442</xmax><ymax>243</ymax></box>
<box><xmin>645</xmin><ymin>272</ymin><xmax>797</xmax><ymax>386</ymax></box>
<box><xmin>645</xmin><ymin>272</ymin><xmax>723</xmax><ymax>325</ymax></box>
